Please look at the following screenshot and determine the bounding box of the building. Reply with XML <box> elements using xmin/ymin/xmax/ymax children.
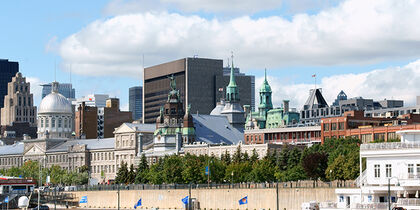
<box><xmin>129</xmin><ymin>86</ymin><xmax>142</xmax><ymax>121</ymax></box>
<box><xmin>75</xmin><ymin>98</ymin><xmax>132</xmax><ymax>139</ymax></box>
<box><xmin>244</xmin><ymin>126</ymin><xmax>321</xmax><ymax>145</ymax></box>
<box><xmin>41</xmin><ymin>83</ymin><xmax>75</xmax><ymax>99</ymax></box>
<box><xmin>335</xmin><ymin>130</ymin><xmax>420</xmax><ymax>209</ymax></box>
<box><xmin>37</xmin><ymin>82</ymin><xmax>73</xmax><ymax>139</ymax></box>
<box><xmin>143</xmin><ymin>57</ymin><xmax>254</xmax><ymax>123</ymax></box>
<box><xmin>320</xmin><ymin>110</ymin><xmax>420</xmax><ymax>143</ymax></box>
<box><xmin>365</xmin><ymin>97</ymin><xmax>419</xmax><ymax>118</ymax></box>
<box><xmin>222</xmin><ymin>66</ymin><xmax>255</xmax><ymax>111</ymax></box>
<box><xmin>184</xmin><ymin>142</ymin><xmax>283</xmax><ymax>159</ymax></box>
<box><xmin>244</xmin><ymin>70</ymin><xmax>299</xmax><ymax>130</ymax></box>
<box><xmin>1</xmin><ymin>72</ymin><xmax>37</xmax><ymax>127</ymax></box>
<box><xmin>73</xmin><ymin>94</ymin><xmax>109</xmax><ymax>108</ymax></box>
<box><xmin>0</xmin><ymin>59</ymin><xmax>19</xmax><ymax>123</ymax></box>
<box><xmin>300</xmin><ymin>89</ymin><xmax>404</xmax><ymax>125</ymax></box>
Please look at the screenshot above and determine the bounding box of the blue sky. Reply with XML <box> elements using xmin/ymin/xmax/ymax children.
<box><xmin>2</xmin><ymin>0</ymin><xmax>420</xmax><ymax>110</ymax></box>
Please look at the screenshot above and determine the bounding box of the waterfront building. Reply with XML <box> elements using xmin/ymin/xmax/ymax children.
<box><xmin>335</xmin><ymin>130</ymin><xmax>420</xmax><ymax>209</ymax></box>
<box><xmin>143</xmin><ymin>57</ymin><xmax>254</xmax><ymax>123</ymax></box>
<box><xmin>41</xmin><ymin>83</ymin><xmax>75</xmax><ymax>99</ymax></box>
<box><xmin>0</xmin><ymin>59</ymin><xmax>18</xmax><ymax>123</ymax></box>
<box><xmin>244</xmin><ymin>126</ymin><xmax>321</xmax><ymax>145</ymax></box>
<box><xmin>129</xmin><ymin>86</ymin><xmax>142</xmax><ymax>121</ymax></box>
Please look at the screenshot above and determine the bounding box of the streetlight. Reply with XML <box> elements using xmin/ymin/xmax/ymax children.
<box><xmin>388</xmin><ymin>177</ymin><xmax>400</xmax><ymax>210</ymax></box>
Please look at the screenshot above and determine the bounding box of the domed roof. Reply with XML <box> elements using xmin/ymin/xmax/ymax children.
<box><xmin>38</xmin><ymin>82</ymin><xmax>72</xmax><ymax>114</ymax></box>
<box><xmin>210</xmin><ymin>99</ymin><xmax>225</xmax><ymax>116</ymax></box>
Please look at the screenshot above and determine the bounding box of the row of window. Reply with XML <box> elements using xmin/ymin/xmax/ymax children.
<box><xmin>374</xmin><ymin>163</ymin><xmax>420</xmax><ymax>178</ymax></box>
<box><xmin>0</xmin><ymin>157</ymin><xmax>23</xmax><ymax>166</ymax></box>
<box><xmin>92</xmin><ymin>165</ymin><xmax>115</xmax><ymax>174</ymax></box>
<box><xmin>15</xmin><ymin>107</ymin><xmax>35</xmax><ymax>117</ymax></box>
<box><xmin>39</xmin><ymin>117</ymin><xmax>71</xmax><ymax>129</ymax></box>
<box><xmin>323</xmin><ymin>122</ymin><xmax>345</xmax><ymax>131</ymax></box>
<box><xmin>91</xmin><ymin>152</ymin><xmax>115</xmax><ymax>161</ymax></box>
<box><xmin>47</xmin><ymin>154</ymin><xmax>69</xmax><ymax>163</ymax></box>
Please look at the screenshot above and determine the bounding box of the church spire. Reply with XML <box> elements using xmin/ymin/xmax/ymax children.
<box><xmin>226</xmin><ymin>52</ymin><xmax>239</xmax><ymax>102</ymax></box>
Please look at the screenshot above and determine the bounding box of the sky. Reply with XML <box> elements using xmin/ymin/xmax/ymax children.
<box><xmin>2</xmin><ymin>0</ymin><xmax>420</xmax><ymax>111</ymax></box>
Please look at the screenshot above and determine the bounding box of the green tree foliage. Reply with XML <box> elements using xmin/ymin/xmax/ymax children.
<box><xmin>301</xmin><ymin>150</ymin><xmax>328</xmax><ymax>181</ymax></box>
<box><xmin>135</xmin><ymin>154</ymin><xmax>149</xmax><ymax>184</ymax></box>
<box><xmin>247</xmin><ymin>159</ymin><xmax>276</xmax><ymax>182</ymax></box>
<box><xmin>162</xmin><ymin>155</ymin><xmax>184</xmax><ymax>184</ymax></box>
<box><xmin>115</xmin><ymin>162</ymin><xmax>129</xmax><ymax>184</ymax></box>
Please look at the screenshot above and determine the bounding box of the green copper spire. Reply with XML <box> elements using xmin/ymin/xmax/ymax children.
<box><xmin>260</xmin><ymin>68</ymin><xmax>272</xmax><ymax>93</ymax></box>
<box><xmin>226</xmin><ymin>53</ymin><xmax>239</xmax><ymax>102</ymax></box>
<box><xmin>258</xmin><ymin>68</ymin><xmax>273</xmax><ymax>118</ymax></box>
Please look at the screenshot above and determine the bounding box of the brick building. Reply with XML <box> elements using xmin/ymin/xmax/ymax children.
<box><xmin>75</xmin><ymin>98</ymin><xmax>132</xmax><ymax>139</ymax></box>
<box><xmin>320</xmin><ymin>110</ymin><xmax>420</xmax><ymax>143</ymax></box>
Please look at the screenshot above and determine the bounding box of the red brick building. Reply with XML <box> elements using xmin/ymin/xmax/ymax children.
<box><xmin>244</xmin><ymin>126</ymin><xmax>321</xmax><ymax>144</ymax></box>
<box><xmin>321</xmin><ymin>110</ymin><xmax>420</xmax><ymax>143</ymax></box>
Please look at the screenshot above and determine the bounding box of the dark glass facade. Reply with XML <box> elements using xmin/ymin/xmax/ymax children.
<box><xmin>129</xmin><ymin>86</ymin><xmax>143</xmax><ymax>120</ymax></box>
<box><xmin>0</xmin><ymin>59</ymin><xmax>18</xmax><ymax>108</ymax></box>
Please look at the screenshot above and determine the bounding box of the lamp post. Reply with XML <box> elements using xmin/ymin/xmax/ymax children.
<box><xmin>388</xmin><ymin>177</ymin><xmax>400</xmax><ymax>210</ymax></box>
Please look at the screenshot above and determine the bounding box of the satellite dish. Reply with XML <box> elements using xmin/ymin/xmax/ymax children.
<box><xmin>18</xmin><ymin>196</ymin><xmax>29</xmax><ymax>208</ymax></box>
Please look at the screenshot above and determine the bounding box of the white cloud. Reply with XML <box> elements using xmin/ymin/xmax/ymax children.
<box><xmin>257</xmin><ymin>59</ymin><xmax>420</xmax><ymax>110</ymax></box>
<box><xmin>59</xmin><ymin>0</ymin><xmax>420</xmax><ymax>78</ymax></box>
<box><xmin>103</xmin><ymin>0</ymin><xmax>283</xmax><ymax>16</ymax></box>
<box><xmin>27</xmin><ymin>77</ymin><xmax>45</xmax><ymax>107</ymax></box>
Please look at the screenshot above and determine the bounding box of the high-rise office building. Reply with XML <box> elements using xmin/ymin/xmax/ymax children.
<box><xmin>41</xmin><ymin>83</ymin><xmax>75</xmax><ymax>99</ymax></box>
<box><xmin>143</xmin><ymin>57</ymin><xmax>254</xmax><ymax>123</ymax></box>
<box><xmin>0</xmin><ymin>59</ymin><xmax>19</xmax><ymax>122</ymax></box>
<box><xmin>72</xmin><ymin>94</ymin><xmax>109</xmax><ymax>108</ymax></box>
<box><xmin>129</xmin><ymin>86</ymin><xmax>143</xmax><ymax>121</ymax></box>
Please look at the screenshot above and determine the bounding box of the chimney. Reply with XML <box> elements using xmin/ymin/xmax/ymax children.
<box><xmin>23</xmin><ymin>134</ymin><xmax>31</xmax><ymax>140</ymax></box>
<box><xmin>137</xmin><ymin>133</ymin><xmax>143</xmax><ymax>156</ymax></box>
<box><xmin>283</xmin><ymin>100</ymin><xmax>289</xmax><ymax>113</ymax></box>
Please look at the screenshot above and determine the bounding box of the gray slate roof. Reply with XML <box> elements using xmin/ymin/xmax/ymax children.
<box><xmin>0</xmin><ymin>142</ymin><xmax>24</xmax><ymax>155</ymax></box>
<box><xmin>47</xmin><ymin>138</ymin><xmax>115</xmax><ymax>153</ymax></box>
<box><xmin>303</xmin><ymin>88</ymin><xmax>329</xmax><ymax>110</ymax></box>
<box><xmin>192</xmin><ymin>114</ymin><xmax>243</xmax><ymax>145</ymax></box>
<box><xmin>124</xmin><ymin>123</ymin><xmax>155</xmax><ymax>132</ymax></box>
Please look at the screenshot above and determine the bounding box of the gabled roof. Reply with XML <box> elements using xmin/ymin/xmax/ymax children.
<box><xmin>115</xmin><ymin>123</ymin><xmax>155</xmax><ymax>133</ymax></box>
<box><xmin>303</xmin><ymin>88</ymin><xmax>329</xmax><ymax>110</ymax></box>
<box><xmin>192</xmin><ymin>114</ymin><xmax>243</xmax><ymax>144</ymax></box>
<box><xmin>0</xmin><ymin>142</ymin><xmax>24</xmax><ymax>156</ymax></box>
<box><xmin>47</xmin><ymin>138</ymin><xmax>115</xmax><ymax>153</ymax></box>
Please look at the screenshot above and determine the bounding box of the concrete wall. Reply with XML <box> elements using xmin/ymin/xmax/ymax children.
<box><xmin>70</xmin><ymin>187</ymin><xmax>337</xmax><ymax>210</ymax></box>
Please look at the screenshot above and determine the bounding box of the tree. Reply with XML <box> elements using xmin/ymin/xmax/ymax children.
<box><xmin>135</xmin><ymin>154</ymin><xmax>149</xmax><ymax>184</ymax></box>
<box><xmin>115</xmin><ymin>162</ymin><xmax>129</xmax><ymax>184</ymax></box>
<box><xmin>250</xmin><ymin>149</ymin><xmax>259</xmax><ymax>163</ymax></box>
<box><xmin>221</xmin><ymin>151</ymin><xmax>231</xmax><ymax>165</ymax></box>
<box><xmin>325</xmin><ymin>155</ymin><xmax>347</xmax><ymax>181</ymax></box>
<box><xmin>232</xmin><ymin>145</ymin><xmax>243</xmax><ymax>163</ymax></box>
<box><xmin>147</xmin><ymin>158</ymin><xmax>164</xmax><ymax>184</ymax></box>
<box><xmin>301</xmin><ymin>151</ymin><xmax>328</xmax><ymax>181</ymax></box>
<box><xmin>225</xmin><ymin>162</ymin><xmax>252</xmax><ymax>183</ymax></box>
<box><xmin>127</xmin><ymin>164</ymin><xmax>136</xmax><ymax>184</ymax></box>
<box><xmin>247</xmin><ymin>159</ymin><xmax>276</xmax><ymax>183</ymax></box>
<box><xmin>162</xmin><ymin>155</ymin><xmax>184</xmax><ymax>184</ymax></box>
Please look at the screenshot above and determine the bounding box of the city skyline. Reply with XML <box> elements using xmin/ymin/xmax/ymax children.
<box><xmin>1</xmin><ymin>0</ymin><xmax>420</xmax><ymax>111</ymax></box>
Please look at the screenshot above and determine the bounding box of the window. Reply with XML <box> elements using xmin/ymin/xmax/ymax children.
<box><xmin>64</xmin><ymin>118</ymin><xmax>67</xmax><ymax>128</ymax></box>
<box><xmin>338</xmin><ymin>122</ymin><xmax>345</xmax><ymax>130</ymax></box>
<box><xmin>374</xmin><ymin>133</ymin><xmax>385</xmax><ymax>141</ymax></box>
<box><xmin>374</xmin><ymin>164</ymin><xmax>380</xmax><ymax>178</ymax></box>
<box><xmin>51</xmin><ymin>118</ymin><xmax>55</xmax><ymax>128</ymax></box>
<box><xmin>331</xmin><ymin>123</ymin><xmax>337</xmax><ymax>130</ymax></box>
<box><xmin>386</xmin><ymin>164</ymin><xmax>392</xmax><ymax>178</ymax></box>
<box><xmin>58</xmin><ymin>118</ymin><xmax>62</xmax><ymax>128</ymax></box>
<box><xmin>45</xmin><ymin>118</ymin><xmax>49</xmax><ymax>127</ymax></box>
<box><xmin>417</xmin><ymin>164</ymin><xmax>420</xmax><ymax>175</ymax></box>
<box><xmin>41</xmin><ymin>118</ymin><xmax>44</xmax><ymax>127</ymax></box>
<box><xmin>408</xmin><ymin>164</ymin><xmax>414</xmax><ymax>176</ymax></box>
<box><xmin>323</xmin><ymin>123</ymin><xmax>330</xmax><ymax>131</ymax></box>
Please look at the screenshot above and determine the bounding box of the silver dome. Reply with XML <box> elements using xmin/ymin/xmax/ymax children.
<box><xmin>38</xmin><ymin>92</ymin><xmax>72</xmax><ymax>114</ymax></box>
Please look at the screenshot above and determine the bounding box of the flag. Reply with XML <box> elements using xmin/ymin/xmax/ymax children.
<box><xmin>312</xmin><ymin>74</ymin><xmax>316</xmax><ymax>77</ymax></box>
<box><xmin>239</xmin><ymin>196</ymin><xmax>247</xmax><ymax>205</ymax></box>
<box><xmin>182</xmin><ymin>196</ymin><xmax>189</xmax><ymax>205</ymax></box>
<box><xmin>205</xmin><ymin>166</ymin><xmax>210</xmax><ymax>175</ymax></box>
<box><xmin>134</xmin><ymin>198</ymin><xmax>142</xmax><ymax>209</ymax></box>
<box><xmin>4</xmin><ymin>196</ymin><xmax>9</xmax><ymax>203</ymax></box>
<box><xmin>79</xmin><ymin>196</ymin><xmax>87</xmax><ymax>203</ymax></box>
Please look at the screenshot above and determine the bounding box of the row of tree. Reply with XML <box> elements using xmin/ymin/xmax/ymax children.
<box><xmin>0</xmin><ymin>161</ymin><xmax>89</xmax><ymax>185</ymax></box>
<box><xmin>0</xmin><ymin>137</ymin><xmax>361</xmax><ymax>185</ymax></box>
<box><xmin>115</xmin><ymin>137</ymin><xmax>361</xmax><ymax>184</ymax></box>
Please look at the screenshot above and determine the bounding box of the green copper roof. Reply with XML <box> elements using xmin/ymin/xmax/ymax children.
<box><xmin>225</xmin><ymin>55</ymin><xmax>239</xmax><ymax>102</ymax></box>
<box><xmin>260</xmin><ymin>69</ymin><xmax>272</xmax><ymax>93</ymax></box>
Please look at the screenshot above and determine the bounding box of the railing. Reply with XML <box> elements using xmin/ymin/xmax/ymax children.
<box><xmin>355</xmin><ymin>202</ymin><xmax>388</xmax><ymax>209</ymax></box>
<box><xmin>361</xmin><ymin>142</ymin><xmax>420</xmax><ymax>151</ymax></box>
<box><xmin>70</xmin><ymin>180</ymin><xmax>356</xmax><ymax>192</ymax></box>
<box><xmin>397</xmin><ymin>198</ymin><xmax>420</xmax><ymax>206</ymax></box>
<box><xmin>355</xmin><ymin>170</ymin><xmax>367</xmax><ymax>187</ymax></box>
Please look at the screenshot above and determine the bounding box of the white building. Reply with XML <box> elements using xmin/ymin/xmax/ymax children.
<box><xmin>333</xmin><ymin>130</ymin><xmax>420</xmax><ymax>210</ymax></box>
<box><xmin>72</xmin><ymin>94</ymin><xmax>109</xmax><ymax>108</ymax></box>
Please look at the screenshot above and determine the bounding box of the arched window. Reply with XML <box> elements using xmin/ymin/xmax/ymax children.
<box><xmin>40</xmin><ymin>118</ymin><xmax>44</xmax><ymax>127</ymax></box>
<box><xmin>58</xmin><ymin>118</ymin><xmax>62</xmax><ymax>128</ymax></box>
<box><xmin>64</xmin><ymin>118</ymin><xmax>67</xmax><ymax>128</ymax></box>
<box><xmin>45</xmin><ymin>118</ymin><xmax>49</xmax><ymax>127</ymax></box>
<box><xmin>51</xmin><ymin>118</ymin><xmax>56</xmax><ymax>128</ymax></box>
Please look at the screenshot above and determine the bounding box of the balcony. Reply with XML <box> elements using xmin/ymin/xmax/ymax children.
<box><xmin>396</xmin><ymin>198</ymin><xmax>420</xmax><ymax>206</ymax></box>
<box><xmin>361</xmin><ymin>142</ymin><xmax>420</xmax><ymax>151</ymax></box>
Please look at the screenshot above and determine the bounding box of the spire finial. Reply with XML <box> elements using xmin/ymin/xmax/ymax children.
<box><xmin>264</xmin><ymin>68</ymin><xmax>267</xmax><ymax>81</ymax></box>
